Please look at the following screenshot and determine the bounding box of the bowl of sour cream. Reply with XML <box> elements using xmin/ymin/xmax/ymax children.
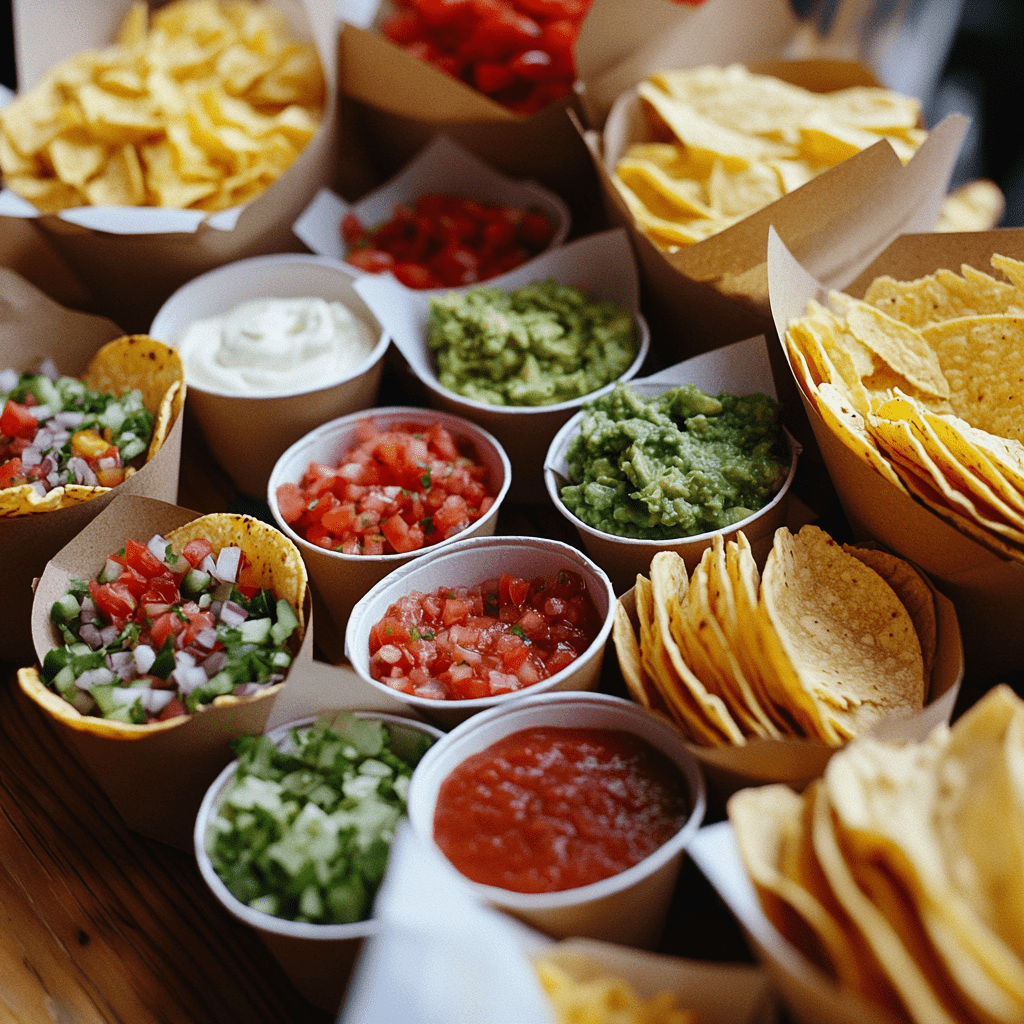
<box><xmin>150</xmin><ymin>253</ymin><xmax>390</xmax><ymax>497</ymax></box>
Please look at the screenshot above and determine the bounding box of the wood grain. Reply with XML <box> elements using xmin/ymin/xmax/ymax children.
<box><xmin>0</xmin><ymin>671</ymin><xmax>331</xmax><ymax>1024</ymax></box>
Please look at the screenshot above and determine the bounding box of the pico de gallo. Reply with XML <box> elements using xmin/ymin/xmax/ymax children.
<box><xmin>368</xmin><ymin>568</ymin><xmax>603</xmax><ymax>700</ymax></box>
<box><xmin>343</xmin><ymin>193</ymin><xmax>556</xmax><ymax>289</ymax></box>
<box><xmin>43</xmin><ymin>533</ymin><xmax>300</xmax><ymax>724</ymax></box>
<box><xmin>0</xmin><ymin>362</ymin><xmax>155</xmax><ymax>494</ymax></box>
<box><xmin>275</xmin><ymin>418</ymin><xmax>496</xmax><ymax>556</ymax></box>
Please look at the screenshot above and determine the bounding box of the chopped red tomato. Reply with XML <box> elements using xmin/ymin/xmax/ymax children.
<box><xmin>367</xmin><ymin>568</ymin><xmax>602</xmax><ymax>700</ymax></box>
<box><xmin>342</xmin><ymin>192</ymin><xmax>555</xmax><ymax>288</ymax></box>
<box><xmin>0</xmin><ymin>400</ymin><xmax>38</xmax><ymax>440</ymax></box>
<box><xmin>276</xmin><ymin>419</ymin><xmax>495</xmax><ymax>556</ymax></box>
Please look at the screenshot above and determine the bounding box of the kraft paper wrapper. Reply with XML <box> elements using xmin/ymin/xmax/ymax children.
<box><xmin>292</xmin><ymin>134</ymin><xmax>571</xmax><ymax>274</ymax></box>
<box><xmin>0</xmin><ymin>271</ymin><xmax>184</xmax><ymax>665</ymax></box>
<box><xmin>343</xmin><ymin>821</ymin><xmax>777</xmax><ymax>1024</ymax></box>
<box><xmin>2</xmin><ymin>0</ymin><xmax>339</xmax><ymax>334</ymax></box>
<box><xmin>21</xmin><ymin>494</ymin><xmax>320</xmax><ymax>851</ymax></box>
<box><xmin>336</xmin><ymin>18</ymin><xmax>594</xmax><ymax>198</ymax></box>
<box><xmin>769</xmin><ymin>225</ymin><xmax>1024</xmax><ymax>684</ymax></box>
<box><xmin>353</xmin><ymin>228</ymin><xmax>652</xmax><ymax>503</ymax></box>
<box><xmin>544</xmin><ymin>335</ymin><xmax>800</xmax><ymax>595</ymax></box>
<box><xmin>266</xmin><ymin>406</ymin><xmax>512</xmax><ymax>666</ymax></box>
<box><xmin>616</xmin><ymin>558</ymin><xmax>964</xmax><ymax>811</ymax></box>
<box><xmin>345</xmin><ymin>535</ymin><xmax>617</xmax><ymax>729</ymax></box>
<box><xmin>580</xmin><ymin>53</ymin><xmax>969</xmax><ymax>361</ymax></box>
<box><xmin>690</xmin><ymin>821</ymin><xmax>893</xmax><ymax>1024</ymax></box>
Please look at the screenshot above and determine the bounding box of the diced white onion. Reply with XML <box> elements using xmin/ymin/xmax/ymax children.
<box><xmin>219</xmin><ymin>601</ymin><xmax>248</xmax><ymax>627</ymax></box>
<box><xmin>147</xmin><ymin>534</ymin><xmax>169</xmax><ymax>562</ymax></box>
<box><xmin>77</xmin><ymin>667</ymin><xmax>115</xmax><ymax>690</ymax></box>
<box><xmin>173</xmin><ymin>665</ymin><xmax>209</xmax><ymax>695</ymax></box>
<box><xmin>133</xmin><ymin>644</ymin><xmax>157</xmax><ymax>675</ymax></box>
<box><xmin>139</xmin><ymin>690</ymin><xmax>175</xmax><ymax>714</ymax></box>
<box><xmin>79</xmin><ymin>623</ymin><xmax>103</xmax><ymax>650</ymax></box>
<box><xmin>214</xmin><ymin>546</ymin><xmax>242</xmax><ymax>583</ymax></box>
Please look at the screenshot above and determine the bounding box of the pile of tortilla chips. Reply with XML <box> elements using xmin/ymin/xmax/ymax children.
<box><xmin>611</xmin><ymin>64</ymin><xmax>927</xmax><ymax>251</ymax></box>
<box><xmin>784</xmin><ymin>253</ymin><xmax>1024</xmax><ymax>562</ymax></box>
<box><xmin>613</xmin><ymin>524</ymin><xmax>931</xmax><ymax>747</ymax></box>
<box><xmin>0</xmin><ymin>334</ymin><xmax>184</xmax><ymax>516</ymax></box>
<box><xmin>0</xmin><ymin>0</ymin><xmax>324</xmax><ymax>213</ymax></box>
<box><xmin>728</xmin><ymin>682</ymin><xmax>1024</xmax><ymax>1024</ymax></box>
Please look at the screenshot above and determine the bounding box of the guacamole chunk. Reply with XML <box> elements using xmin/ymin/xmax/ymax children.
<box><xmin>559</xmin><ymin>383</ymin><xmax>789</xmax><ymax>539</ymax></box>
<box><xmin>427</xmin><ymin>279</ymin><xmax>638</xmax><ymax>407</ymax></box>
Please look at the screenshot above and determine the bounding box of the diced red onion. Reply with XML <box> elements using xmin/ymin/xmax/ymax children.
<box><xmin>202</xmin><ymin>650</ymin><xmax>228</xmax><ymax>677</ymax></box>
<box><xmin>232</xmin><ymin>682</ymin><xmax>266</xmax><ymax>697</ymax></box>
<box><xmin>28</xmin><ymin>404</ymin><xmax>52</xmax><ymax>421</ymax></box>
<box><xmin>79</xmin><ymin>623</ymin><xmax>103</xmax><ymax>650</ymax></box>
<box><xmin>194</xmin><ymin>627</ymin><xmax>218</xmax><ymax>650</ymax></box>
<box><xmin>54</xmin><ymin>410</ymin><xmax>85</xmax><ymax>428</ymax></box>
<box><xmin>20</xmin><ymin>446</ymin><xmax>41</xmax><ymax>469</ymax></box>
<box><xmin>80</xmin><ymin>596</ymin><xmax>98</xmax><ymax>623</ymax></box>
<box><xmin>106</xmin><ymin>651</ymin><xmax>136</xmax><ymax>680</ymax></box>
<box><xmin>219</xmin><ymin>601</ymin><xmax>248</xmax><ymax>627</ymax></box>
<box><xmin>38</xmin><ymin>357</ymin><xmax>58</xmax><ymax>380</ymax></box>
<box><xmin>76</xmin><ymin>666</ymin><xmax>115</xmax><ymax>690</ymax></box>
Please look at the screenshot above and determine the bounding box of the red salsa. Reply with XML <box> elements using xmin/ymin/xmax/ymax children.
<box><xmin>343</xmin><ymin>193</ymin><xmax>556</xmax><ymax>289</ymax></box>
<box><xmin>368</xmin><ymin>569</ymin><xmax>602</xmax><ymax>700</ymax></box>
<box><xmin>276</xmin><ymin>419</ymin><xmax>496</xmax><ymax>555</ymax></box>
<box><xmin>433</xmin><ymin>725</ymin><xmax>691</xmax><ymax>892</ymax></box>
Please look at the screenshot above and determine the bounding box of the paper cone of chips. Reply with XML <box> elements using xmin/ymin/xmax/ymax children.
<box><xmin>19</xmin><ymin>493</ymin><xmax>312</xmax><ymax>850</ymax></box>
<box><xmin>0</xmin><ymin>0</ymin><xmax>338</xmax><ymax>332</ymax></box>
<box><xmin>611</xmin><ymin>523</ymin><xmax>963</xmax><ymax>805</ymax></box>
<box><xmin>717</xmin><ymin>682</ymin><xmax>1024</xmax><ymax>1024</ymax></box>
<box><xmin>579</xmin><ymin>48</ymin><xmax>971</xmax><ymax>361</ymax></box>
<box><xmin>769</xmin><ymin>226</ymin><xmax>1024</xmax><ymax>681</ymax></box>
<box><xmin>0</xmin><ymin>270</ymin><xmax>185</xmax><ymax>664</ymax></box>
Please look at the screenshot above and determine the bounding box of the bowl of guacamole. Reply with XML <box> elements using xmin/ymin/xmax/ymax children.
<box><xmin>544</xmin><ymin>379</ymin><xmax>798</xmax><ymax>592</ymax></box>
<box><xmin>353</xmin><ymin>229</ymin><xmax>651</xmax><ymax>502</ymax></box>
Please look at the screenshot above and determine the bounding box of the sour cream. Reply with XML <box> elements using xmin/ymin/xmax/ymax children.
<box><xmin>177</xmin><ymin>296</ymin><xmax>377</xmax><ymax>395</ymax></box>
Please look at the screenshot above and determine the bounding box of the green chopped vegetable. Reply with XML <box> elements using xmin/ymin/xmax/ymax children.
<box><xmin>205</xmin><ymin>710</ymin><xmax>434</xmax><ymax>925</ymax></box>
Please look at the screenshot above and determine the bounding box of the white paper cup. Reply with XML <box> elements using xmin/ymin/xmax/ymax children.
<box><xmin>293</xmin><ymin>134</ymin><xmax>571</xmax><ymax>293</ymax></box>
<box><xmin>406</xmin><ymin>690</ymin><xmax>707</xmax><ymax>947</ymax></box>
<box><xmin>345</xmin><ymin>534</ymin><xmax>617</xmax><ymax>729</ymax></box>
<box><xmin>354</xmin><ymin>229</ymin><xmax>652</xmax><ymax>502</ymax></box>
<box><xmin>267</xmin><ymin>406</ymin><xmax>512</xmax><ymax>663</ymax></box>
<box><xmin>193</xmin><ymin>711</ymin><xmax>443</xmax><ymax>1015</ymax></box>
<box><xmin>149</xmin><ymin>253</ymin><xmax>390</xmax><ymax>497</ymax></box>
<box><xmin>544</xmin><ymin>379</ymin><xmax>799</xmax><ymax>594</ymax></box>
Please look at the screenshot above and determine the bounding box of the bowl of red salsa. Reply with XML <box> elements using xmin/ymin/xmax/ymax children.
<box><xmin>405</xmin><ymin>690</ymin><xmax>707</xmax><ymax>948</ymax></box>
<box><xmin>345</xmin><ymin>534</ymin><xmax>616</xmax><ymax>728</ymax></box>
<box><xmin>268</xmin><ymin>407</ymin><xmax>511</xmax><ymax>662</ymax></box>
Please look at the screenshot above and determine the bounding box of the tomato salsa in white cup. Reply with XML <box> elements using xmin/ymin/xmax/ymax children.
<box><xmin>345</xmin><ymin>534</ymin><xmax>616</xmax><ymax>729</ymax></box>
<box><xmin>405</xmin><ymin>690</ymin><xmax>707</xmax><ymax>947</ymax></box>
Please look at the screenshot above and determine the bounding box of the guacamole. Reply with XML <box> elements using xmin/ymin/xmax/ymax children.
<box><xmin>427</xmin><ymin>279</ymin><xmax>638</xmax><ymax>407</ymax></box>
<box><xmin>559</xmin><ymin>383</ymin><xmax>789</xmax><ymax>539</ymax></box>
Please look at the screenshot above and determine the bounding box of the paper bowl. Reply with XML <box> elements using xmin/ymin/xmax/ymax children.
<box><xmin>194</xmin><ymin>711</ymin><xmax>443</xmax><ymax>1015</ymax></box>
<box><xmin>149</xmin><ymin>253</ymin><xmax>390</xmax><ymax>497</ymax></box>
<box><xmin>267</xmin><ymin>406</ymin><xmax>512</xmax><ymax>663</ymax></box>
<box><xmin>345</xmin><ymin>534</ymin><xmax>617</xmax><ymax>729</ymax></box>
<box><xmin>405</xmin><ymin>690</ymin><xmax>707</xmax><ymax>947</ymax></box>
<box><xmin>19</xmin><ymin>493</ymin><xmax>313</xmax><ymax>851</ymax></box>
<box><xmin>544</xmin><ymin>379</ymin><xmax>799</xmax><ymax>594</ymax></box>
<box><xmin>293</xmin><ymin>134</ymin><xmax>571</xmax><ymax>292</ymax></box>
<box><xmin>353</xmin><ymin>228</ymin><xmax>651</xmax><ymax>502</ymax></box>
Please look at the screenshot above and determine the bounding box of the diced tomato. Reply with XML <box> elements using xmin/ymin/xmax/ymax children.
<box><xmin>181</xmin><ymin>537</ymin><xmax>214</xmax><ymax>568</ymax></box>
<box><xmin>0</xmin><ymin>457</ymin><xmax>25</xmax><ymax>488</ymax></box>
<box><xmin>367</xmin><ymin>569</ymin><xmax>602</xmax><ymax>700</ymax></box>
<box><xmin>0</xmin><ymin>400</ymin><xmax>38</xmax><ymax>441</ymax></box>
<box><xmin>89</xmin><ymin>580</ymin><xmax>137</xmax><ymax>622</ymax></box>
<box><xmin>123</xmin><ymin>538</ymin><xmax>167</xmax><ymax>579</ymax></box>
<box><xmin>155</xmin><ymin>697</ymin><xmax>188</xmax><ymax>722</ymax></box>
<box><xmin>346</xmin><ymin>248</ymin><xmax>396</xmax><ymax>274</ymax></box>
<box><xmin>392</xmin><ymin>262</ymin><xmax>438</xmax><ymax>289</ymax></box>
<box><xmin>148</xmin><ymin>611</ymin><xmax>184</xmax><ymax>650</ymax></box>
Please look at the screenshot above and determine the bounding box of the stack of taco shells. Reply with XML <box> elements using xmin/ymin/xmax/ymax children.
<box><xmin>18</xmin><ymin>494</ymin><xmax>315</xmax><ymax>850</ymax></box>
<box><xmin>0</xmin><ymin>0</ymin><xmax>339</xmax><ymax>333</ymax></box>
<box><xmin>769</xmin><ymin>226</ymin><xmax>1024</xmax><ymax>682</ymax></box>
<box><xmin>0</xmin><ymin>271</ymin><xmax>185</xmax><ymax>665</ymax></box>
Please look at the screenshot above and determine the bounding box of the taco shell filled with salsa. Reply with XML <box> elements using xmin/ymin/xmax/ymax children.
<box><xmin>19</xmin><ymin>494</ymin><xmax>311</xmax><ymax>850</ymax></box>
